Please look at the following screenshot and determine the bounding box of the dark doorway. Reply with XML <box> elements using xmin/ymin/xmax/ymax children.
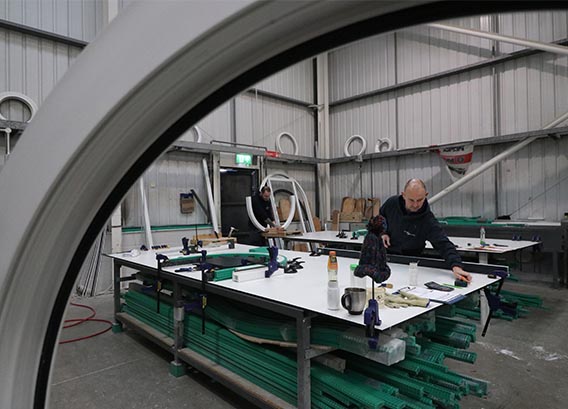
<box><xmin>220</xmin><ymin>168</ymin><xmax>258</xmax><ymax>244</ymax></box>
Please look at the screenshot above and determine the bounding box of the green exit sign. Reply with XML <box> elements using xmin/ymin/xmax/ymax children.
<box><xmin>235</xmin><ymin>153</ymin><xmax>252</xmax><ymax>166</ymax></box>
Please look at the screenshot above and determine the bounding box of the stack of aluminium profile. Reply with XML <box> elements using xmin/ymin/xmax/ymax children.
<box><xmin>122</xmin><ymin>288</ymin><xmax>489</xmax><ymax>409</ymax></box>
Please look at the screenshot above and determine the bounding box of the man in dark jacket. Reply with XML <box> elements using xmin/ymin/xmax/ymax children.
<box><xmin>380</xmin><ymin>179</ymin><xmax>472</xmax><ymax>283</ymax></box>
<box><xmin>248</xmin><ymin>186</ymin><xmax>275</xmax><ymax>246</ymax></box>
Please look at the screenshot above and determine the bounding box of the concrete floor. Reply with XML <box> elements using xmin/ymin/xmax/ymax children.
<box><xmin>50</xmin><ymin>276</ymin><xmax>568</xmax><ymax>409</ymax></box>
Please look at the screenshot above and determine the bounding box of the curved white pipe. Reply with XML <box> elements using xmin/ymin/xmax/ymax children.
<box><xmin>246</xmin><ymin>196</ymin><xmax>269</xmax><ymax>231</ymax></box>
<box><xmin>374</xmin><ymin>137</ymin><xmax>393</xmax><ymax>152</ymax></box>
<box><xmin>202</xmin><ymin>158</ymin><xmax>219</xmax><ymax>234</ymax></box>
<box><xmin>275</xmin><ymin>131</ymin><xmax>299</xmax><ymax>155</ymax></box>
<box><xmin>281</xmin><ymin>195</ymin><xmax>296</xmax><ymax>229</ymax></box>
<box><xmin>0</xmin><ymin>92</ymin><xmax>39</xmax><ymax>122</ymax></box>
<box><xmin>138</xmin><ymin>178</ymin><xmax>154</xmax><ymax>248</ymax></box>
<box><xmin>344</xmin><ymin>134</ymin><xmax>367</xmax><ymax>157</ymax></box>
<box><xmin>193</xmin><ymin>125</ymin><xmax>203</xmax><ymax>143</ymax></box>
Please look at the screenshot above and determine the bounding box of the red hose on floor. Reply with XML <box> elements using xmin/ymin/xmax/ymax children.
<box><xmin>59</xmin><ymin>302</ymin><xmax>113</xmax><ymax>344</ymax></box>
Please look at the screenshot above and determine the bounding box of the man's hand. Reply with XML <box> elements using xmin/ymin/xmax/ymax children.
<box><xmin>452</xmin><ymin>266</ymin><xmax>472</xmax><ymax>283</ymax></box>
<box><xmin>381</xmin><ymin>234</ymin><xmax>391</xmax><ymax>248</ymax></box>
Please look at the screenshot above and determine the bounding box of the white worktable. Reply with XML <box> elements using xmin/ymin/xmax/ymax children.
<box><xmin>282</xmin><ymin>231</ymin><xmax>540</xmax><ymax>264</ymax></box>
<box><xmin>109</xmin><ymin>243</ymin><xmax>500</xmax><ymax>331</ymax></box>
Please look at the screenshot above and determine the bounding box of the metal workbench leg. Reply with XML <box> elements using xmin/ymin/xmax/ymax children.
<box><xmin>170</xmin><ymin>281</ymin><xmax>186</xmax><ymax>377</ymax></box>
<box><xmin>478</xmin><ymin>253</ymin><xmax>489</xmax><ymax>264</ymax></box>
<box><xmin>296</xmin><ymin>314</ymin><xmax>311</xmax><ymax>409</ymax></box>
<box><xmin>112</xmin><ymin>259</ymin><xmax>123</xmax><ymax>333</ymax></box>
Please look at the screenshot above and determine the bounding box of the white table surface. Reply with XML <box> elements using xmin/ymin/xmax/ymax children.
<box><xmin>108</xmin><ymin>243</ymin><xmax>500</xmax><ymax>331</ymax></box>
<box><xmin>283</xmin><ymin>231</ymin><xmax>539</xmax><ymax>255</ymax></box>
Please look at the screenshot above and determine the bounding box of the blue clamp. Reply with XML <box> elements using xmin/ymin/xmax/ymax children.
<box><xmin>363</xmin><ymin>298</ymin><xmax>381</xmax><ymax>349</ymax></box>
<box><xmin>265</xmin><ymin>246</ymin><xmax>279</xmax><ymax>278</ymax></box>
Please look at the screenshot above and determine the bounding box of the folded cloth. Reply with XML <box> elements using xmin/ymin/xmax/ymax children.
<box><xmin>370</xmin><ymin>287</ymin><xmax>429</xmax><ymax>309</ymax></box>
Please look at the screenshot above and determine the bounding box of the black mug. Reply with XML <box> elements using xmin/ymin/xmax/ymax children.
<box><xmin>341</xmin><ymin>287</ymin><xmax>366</xmax><ymax>315</ymax></box>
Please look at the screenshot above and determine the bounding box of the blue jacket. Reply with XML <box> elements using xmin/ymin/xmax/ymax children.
<box><xmin>379</xmin><ymin>195</ymin><xmax>462</xmax><ymax>268</ymax></box>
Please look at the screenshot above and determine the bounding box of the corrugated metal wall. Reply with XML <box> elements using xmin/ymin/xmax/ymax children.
<box><xmin>329</xmin><ymin>11</ymin><xmax>568</xmax><ymax>221</ymax></box>
<box><xmin>0</xmin><ymin>1</ymin><xmax>102</xmax><ymax>121</ymax></box>
<box><xmin>254</xmin><ymin>59</ymin><xmax>314</xmax><ymax>102</ymax></box>
<box><xmin>235</xmin><ymin>93</ymin><xmax>314</xmax><ymax>156</ymax></box>
<box><xmin>122</xmin><ymin>151</ymin><xmax>210</xmax><ymax>227</ymax></box>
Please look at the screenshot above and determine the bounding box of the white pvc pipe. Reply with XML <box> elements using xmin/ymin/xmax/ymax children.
<box><xmin>429</xmin><ymin>110</ymin><xmax>568</xmax><ymax>204</ymax></box>
<box><xmin>138</xmin><ymin>178</ymin><xmax>153</xmax><ymax>248</ymax></box>
<box><xmin>1</xmin><ymin>128</ymin><xmax>11</xmax><ymax>157</ymax></box>
<box><xmin>276</xmin><ymin>131</ymin><xmax>299</xmax><ymax>155</ymax></box>
<box><xmin>0</xmin><ymin>92</ymin><xmax>39</xmax><ymax>122</ymax></box>
<box><xmin>202</xmin><ymin>158</ymin><xmax>219</xmax><ymax>235</ymax></box>
<box><xmin>281</xmin><ymin>195</ymin><xmax>296</xmax><ymax>229</ymax></box>
<box><xmin>246</xmin><ymin>196</ymin><xmax>268</xmax><ymax>231</ymax></box>
<box><xmin>343</xmin><ymin>134</ymin><xmax>367</xmax><ymax>157</ymax></box>
<box><xmin>428</xmin><ymin>23</ymin><xmax>568</xmax><ymax>57</ymax></box>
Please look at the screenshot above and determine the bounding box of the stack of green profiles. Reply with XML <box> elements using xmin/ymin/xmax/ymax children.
<box><xmin>122</xmin><ymin>288</ymin><xmax>489</xmax><ymax>409</ymax></box>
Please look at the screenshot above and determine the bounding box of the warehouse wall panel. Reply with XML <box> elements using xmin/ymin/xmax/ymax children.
<box><xmin>497</xmin><ymin>137</ymin><xmax>568</xmax><ymax>221</ymax></box>
<box><xmin>0</xmin><ymin>0</ymin><xmax>105</xmax><ymax>42</ymax></box>
<box><xmin>122</xmin><ymin>152</ymin><xmax>209</xmax><ymax>228</ymax></box>
<box><xmin>0</xmin><ymin>28</ymin><xmax>80</xmax><ymax>121</ymax></box>
<box><xmin>397</xmin><ymin>67</ymin><xmax>494</xmax><ymax>148</ymax></box>
<box><xmin>329</xmin><ymin>33</ymin><xmax>396</xmax><ymax>102</ymax></box>
<box><xmin>499</xmin><ymin>53</ymin><xmax>567</xmax><ymax>135</ymax></box>
<box><xmin>397</xmin><ymin>17</ymin><xmax>493</xmax><ymax>83</ymax></box>
<box><xmin>235</xmin><ymin>93</ymin><xmax>315</xmax><ymax>156</ymax></box>
<box><xmin>255</xmin><ymin>59</ymin><xmax>314</xmax><ymax>102</ymax></box>
<box><xmin>329</xmin><ymin>93</ymin><xmax>397</xmax><ymax>158</ymax></box>
<box><xmin>179</xmin><ymin>101</ymin><xmax>232</xmax><ymax>144</ymax></box>
<box><xmin>329</xmin><ymin>161</ymin><xmax>373</xmax><ymax>212</ymax></box>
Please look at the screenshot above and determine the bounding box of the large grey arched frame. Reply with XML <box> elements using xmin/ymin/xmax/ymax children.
<box><xmin>0</xmin><ymin>1</ymin><xmax>558</xmax><ymax>408</ymax></box>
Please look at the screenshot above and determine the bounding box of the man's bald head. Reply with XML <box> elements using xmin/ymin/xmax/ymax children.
<box><xmin>402</xmin><ymin>179</ymin><xmax>428</xmax><ymax>213</ymax></box>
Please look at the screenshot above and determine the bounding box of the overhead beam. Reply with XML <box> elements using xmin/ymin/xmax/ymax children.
<box><xmin>428</xmin><ymin>23</ymin><xmax>568</xmax><ymax>57</ymax></box>
<box><xmin>327</xmin><ymin>125</ymin><xmax>568</xmax><ymax>164</ymax></box>
<box><xmin>330</xmin><ymin>37</ymin><xmax>568</xmax><ymax>108</ymax></box>
<box><xmin>245</xmin><ymin>88</ymin><xmax>315</xmax><ymax>110</ymax></box>
<box><xmin>0</xmin><ymin>19</ymin><xmax>87</xmax><ymax>48</ymax></box>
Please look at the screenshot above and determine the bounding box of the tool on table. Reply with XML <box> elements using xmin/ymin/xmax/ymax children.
<box><xmin>155</xmin><ymin>254</ymin><xmax>169</xmax><ymax>314</ymax></box>
<box><xmin>174</xmin><ymin>266</ymin><xmax>194</xmax><ymax>272</ymax></box>
<box><xmin>363</xmin><ymin>283</ymin><xmax>381</xmax><ymax>350</ymax></box>
<box><xmin>181</xmin><ymin>237</ymin><xmax>191</xmax><ymax>255</ymax></box>
<box><xmin>284</xmin><ymin>257</ymin><xmax>305</xmax><ymax>274</ymax></box>
<box><xmin>424</xmin><ymin>281</ymin><xmax>454</xmax><ymax>292</ymax></box>
<box><xmin>265</xmin><ymin>246</ymin><xmax>280</xmax><ymax>278</ymax></box>
<box><xmin>336</xmin><ymin>230</ymin><xmax>347</xmax><ymax>239</ymax></box>
<box><xmin>454</xmin><ymin>279</ymin><xmax>468</xmax><ymax>287</ymax></box>
<box><xmin>228</xmin><ymin>227</ymin><xmax>238</xmax><ymax>238</ymax></box>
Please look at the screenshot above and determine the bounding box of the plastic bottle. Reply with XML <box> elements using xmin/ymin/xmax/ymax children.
<box><xmin>327</xmin><ymin>251</ymin><xmax>340</xmax><ymax>310</ymax></box>
<box><xmin>480</xmin><ymin>226</ymin><xmax>487</xmax><ymax>246</ymax></box>
<box><xmin>350</xmin><ymin>263</ymin><xmax>367</xmax><ymax>288</ymax></box>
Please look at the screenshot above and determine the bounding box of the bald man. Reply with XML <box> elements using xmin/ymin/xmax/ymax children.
<box><xmin>379</xmin><ymin>179</ymin><xmax>472</xmax><ymax>283</ymax></box>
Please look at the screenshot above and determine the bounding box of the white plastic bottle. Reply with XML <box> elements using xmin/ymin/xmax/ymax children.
<box><xmin>327</xmin><ymin>251</ymin><xmax>340</xmax><ymax>310</ymax></box>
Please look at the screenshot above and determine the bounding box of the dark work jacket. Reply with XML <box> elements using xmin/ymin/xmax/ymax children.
<box><xmin>250</xmin><ymin>193</ymin><xmax>274</xmax><ymax>228</ymax></box>
<box><xmin>379</xmin><ymin>195</ymin><xmax>463</xmax><ymax>268</ymax></box>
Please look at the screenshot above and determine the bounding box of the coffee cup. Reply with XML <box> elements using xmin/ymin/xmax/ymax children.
<box><xmin>341</xmin><ymin>287</ymin><xmax>366</xmax><ymax>315</ymax></box>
